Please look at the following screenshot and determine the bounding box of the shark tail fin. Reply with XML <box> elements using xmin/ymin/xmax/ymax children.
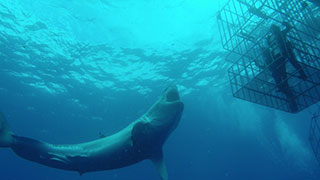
<box><xmin>0</xmin><ymin>112</ymin><xmax>14</xmax><ymax>147</ymax></box>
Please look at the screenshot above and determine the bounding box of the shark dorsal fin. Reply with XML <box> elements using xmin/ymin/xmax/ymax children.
<box><xmin>151</xmin><ymin>150</ymin><xmax>168</xmax><ymax>180</ymax></box>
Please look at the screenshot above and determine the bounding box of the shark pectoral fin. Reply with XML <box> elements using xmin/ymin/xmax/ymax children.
<box><xmin>151</xmin><ymin>150</ymin><xmax>168</xmax><ymax>180</ymax></box>
<box><xmin>132</xmin><ymin>121</ymin><xmax>153</xmax><ymax>147</ymax></box>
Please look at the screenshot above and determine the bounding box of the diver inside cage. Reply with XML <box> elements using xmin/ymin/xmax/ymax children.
<box><xmin>267</xmin><ymin>22</ymin><xmax>307</xmax><ymax>80</ymax></box>
<box><xmin>259</xmin><ymin>46</ymin><xmax>298</xmax><ymax>113</ymax></box>
<box><xmin>255</xmin><ymin>23</ymin><xmax>308</xmax><ymax>113</ymax></box>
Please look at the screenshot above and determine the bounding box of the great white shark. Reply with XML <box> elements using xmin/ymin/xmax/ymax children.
<box><xmin>0</xmin><ymin>85</ymin><xmax>184</xmax><ymax>180</ymax></box>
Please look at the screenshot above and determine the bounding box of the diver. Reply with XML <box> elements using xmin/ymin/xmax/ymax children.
<box><xmin>267</xmin><ymin>22</ymin><xmax>307</xmax><ymax>80</ymax></box>
<box><xmin>260</xmin><ymin>45</ymin><xmax>298</xmax><ymax>113</ymax></box>
<box><xmin>260</xmin><ymin>22</ymin><xmax>307</xmax><ymax>113</ymax></box>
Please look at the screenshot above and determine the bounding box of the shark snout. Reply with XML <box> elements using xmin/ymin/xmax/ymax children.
<box><xmin>164</xmin><ymin>86</ymin><xmax>180</xmax><ymax>102</ymax></box>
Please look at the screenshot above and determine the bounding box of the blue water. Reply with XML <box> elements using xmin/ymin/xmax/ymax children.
<box><xmin>0</xmin><ymin>0</ymin><xmax>319</xmax><ymax>179</ymax></box>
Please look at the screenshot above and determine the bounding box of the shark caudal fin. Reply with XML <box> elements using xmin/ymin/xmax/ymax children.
<box><xmin>0</xmin><ymin>112</ymin><xmax>14</xmax><ymax>147</ymax></box>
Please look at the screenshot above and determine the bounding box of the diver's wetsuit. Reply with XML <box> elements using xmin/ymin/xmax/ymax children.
<box><xmin>265</xmin><ymin>24</ymin><xmax>306</xmax><ymax>113</ymax></box>
<box><xmin>268</xmin><ymin>24</ymin><xmax>307</xmax><ymax>80</ymax></box>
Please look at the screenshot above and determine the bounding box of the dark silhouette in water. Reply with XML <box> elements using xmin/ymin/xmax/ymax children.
<box><xmin>261</xmin><ymin>23</ymin><xmax>307</xmax><ymax>113</ymax></box>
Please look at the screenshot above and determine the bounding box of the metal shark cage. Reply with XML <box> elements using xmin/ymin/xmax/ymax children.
<box><xmin>310</xmin><ymin>110</ymin><xmax>320</xmax><ymax>166</ymax></box>
<box><xmin>217</xmin><ymin>0</ymin><xmax>320</xmax><ymax>113</ymax></box>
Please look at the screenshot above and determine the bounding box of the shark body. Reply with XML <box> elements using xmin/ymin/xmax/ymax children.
<box><xmin>0</xmin><ymin>86</ymin><xmax>184</xmax><ymax>180</ymax></box>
